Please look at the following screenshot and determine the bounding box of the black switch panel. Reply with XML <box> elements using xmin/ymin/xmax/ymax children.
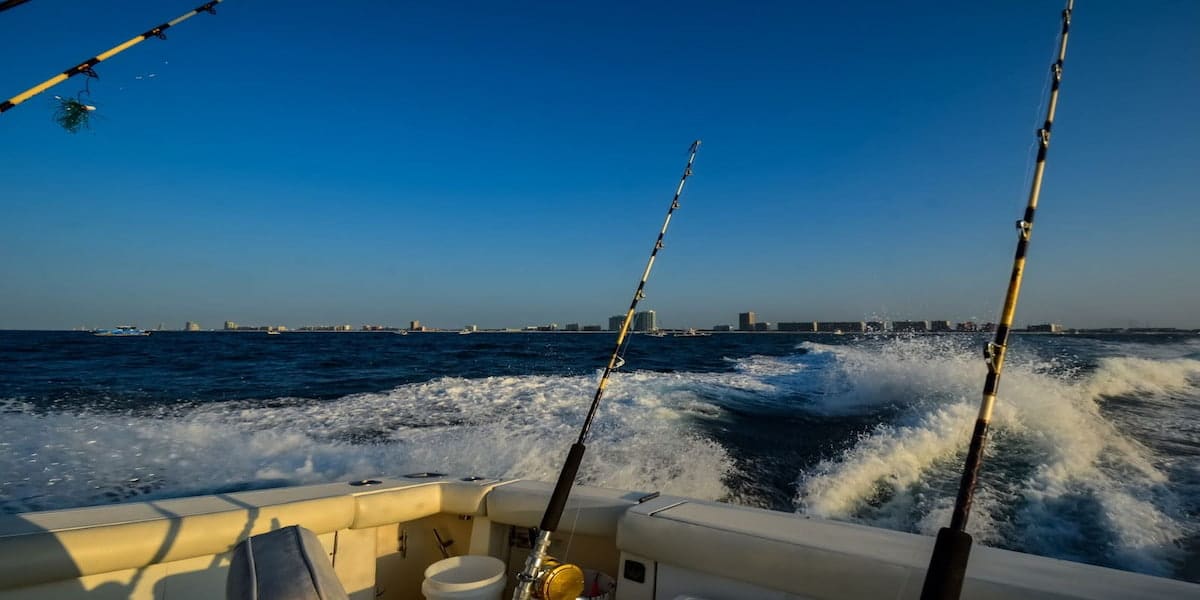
<box><xmin>624</xmin><ymin>559</ymin><xmax>646</xmax><ymax>583</ymax></box>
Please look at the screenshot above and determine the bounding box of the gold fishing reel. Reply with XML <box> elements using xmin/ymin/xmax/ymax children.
<box><xmin>532</xmin><ymin>557</ymin><xmax>584</xmax><ymax>600</ymax></box>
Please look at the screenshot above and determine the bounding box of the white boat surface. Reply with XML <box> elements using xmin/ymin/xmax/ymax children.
<box><xmin>0</xmin><ymin>474</ymin><xmax>1195</xmax><ymax>599</ymax></box>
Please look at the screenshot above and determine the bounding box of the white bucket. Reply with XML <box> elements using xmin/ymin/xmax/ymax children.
<box><xmin>421</xmin><ymin>555</ymin><xmax>507</xmax><ymax>600</ymax></box>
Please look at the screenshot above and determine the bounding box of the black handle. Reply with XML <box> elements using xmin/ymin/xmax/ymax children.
<box><xmin>920</xmin><ymin>528</ymin><xmax>973</xmax><ymax>600</ymax></box>
<box><xmin>539</xmin><ymin>442</ymin><xmax>586</xmax><ymax>532</ymax></box>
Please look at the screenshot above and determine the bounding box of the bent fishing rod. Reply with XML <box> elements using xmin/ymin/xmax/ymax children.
<box><xmin>513</xmin><ymin>140</ymin><xmax>701</xmax><ymax>600</ymax></box>
<box><xmin>920</xmin><ymin>2</ymin><xmax>1074</xmax><ymax>599</ymax></box>
<box><xmin>0</xmin><ymin>0</ymin><xmax>224</xmax><ymax>114</ymax></box>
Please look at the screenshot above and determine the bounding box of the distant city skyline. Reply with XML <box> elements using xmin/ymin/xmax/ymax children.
<box><xmin>26</xmin><ymin>310</ymin><xmax>1197</xmax><ymax>333</ymax></box>
<box><xmin>1</xmin><ymin>2</ymin><xmax>1197</xmax><ymax>330</ymax></box>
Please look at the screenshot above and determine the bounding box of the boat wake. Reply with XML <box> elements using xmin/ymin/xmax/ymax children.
<box><xmin>789</xmin><ymin>336</ymin><xmax>1200</xmax><ymax>579</ymax></box>
<box><xmin>0</xmin><ymin>371</ymin><xmax>740</xmax><ymax>514</ymax></box>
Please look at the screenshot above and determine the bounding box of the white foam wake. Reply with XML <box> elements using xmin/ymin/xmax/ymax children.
<box><xmin>793</xmin><ymin>336</ymin><xmax>1200</xmax><ymax>576</ymax></box>
<box><xmin>0</xmin><ymin>370</ymin><xmax>738</xmax><ymax>513</ymax></box>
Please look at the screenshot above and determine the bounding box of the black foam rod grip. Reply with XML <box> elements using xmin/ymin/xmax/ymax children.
<box><xmin>920</xmin><ymin>527</ymin><xmax>973</xmax><ymax>600</ymax></box>
<box><xmin>539</xmin><ymin>443</ymin><xmax>586</xmax><ymax>532</ymax></box>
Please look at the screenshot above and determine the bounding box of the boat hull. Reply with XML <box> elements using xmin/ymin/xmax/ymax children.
<box><xmin>0</xmin><ymin>476</ymin><xmax>1194</xmax><ymax>599</ymax></box>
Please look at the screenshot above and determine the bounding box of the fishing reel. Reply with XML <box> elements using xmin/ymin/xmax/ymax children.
<box><xmin>516</xmin><ymin>552</ymin><xmax>585</xmax><ymax>600</ymax></box>
<box><xmin>515</xmin><ymin>533</ymin><xmax>584</xmax><ymax>600</ymax></box>
<box><xmin>523</xmin><ymin>556</ymin><xmax>584</xmax><ymax>600</ymax></box>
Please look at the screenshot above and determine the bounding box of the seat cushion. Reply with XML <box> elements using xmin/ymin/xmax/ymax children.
<box><xmin>227</xmin><ymin>526</ymin><xmax>349</xmax><ymax>600</ymax></box>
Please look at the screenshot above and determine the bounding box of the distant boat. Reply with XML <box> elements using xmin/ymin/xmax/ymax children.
<box><xmin>458</xmin><ymin>329</ymin><xmax>473</xmax><ymax>335</ymax></box>
<box><xmin>93</xmin><ymin>326</ymin><xmax>150</xmax><ymax>337</ymax></box>
<box><xmin>673</xmin><ymin>328</ymin><xmax>711</xmax><ymax>337</ymax></box>
<box><xmin>266</xmin><ymin>330</ymin><xmax>281</xmax><ymax>335</ymax></box>
<box><xmin>646</xmin><ymin>330</ymin><xmax>667</xmax><ymax>337</ymax></box>
<box><xmin>394</xmin><ymin>330</ymin><xmax>408</xmax><ymax>336</ymax></box>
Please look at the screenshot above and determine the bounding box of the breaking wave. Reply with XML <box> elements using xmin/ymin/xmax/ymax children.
<box><xmin>791</xmin><ymin>336</ymin><xmax>1200</xmax><ymax>577</ymax></box>
<box><xmin>0</xmin><ymin>371</ymin><xmax>739</xmax><ymax>514</ymax></box>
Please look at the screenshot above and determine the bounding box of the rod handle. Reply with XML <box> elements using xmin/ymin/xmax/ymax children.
<box><xmin>920</xmin><ymin>528</ymin><xmax>973</xmax><ymax>600</ymax></box>
<box><xmin>539</xmin><ymin>442</ymin><xmax>586</xmax><ymax>532</ymax></box>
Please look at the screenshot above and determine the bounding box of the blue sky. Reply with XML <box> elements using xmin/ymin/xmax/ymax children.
<box><xmin>1</xmin><ymin>1</ymin><xmax>1197</xmax><ymax>330</ymax></box>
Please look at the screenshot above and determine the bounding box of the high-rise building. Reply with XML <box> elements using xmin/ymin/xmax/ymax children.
<box><xmin>224</xmin><ymin>321</ymin><xmax>238</xmax><ymax>331</ymax></box>
<box><xmin>632</xmin><ymin>310</ymin><xmax>657</xmax><ymax>332</ymax></box>
<box><xmin>930</xmin><ymin>320</ymin><xmax>954</xmax><ymax>332</ymax></box>
<box><xmin>738</xmin><ymin>312</ymin><xmax>756</xmax><ymax>331</ymax></box>
<box><xmin>608</xmin><ymin>315</ymin><xmax>625</xmax><ymax>331</ymax></box>
<box><xmin>185</xmin><ymin>321</ymin><xmax>201</xmax><ymax>331</ymax></box>
<box><xmin>565</xmin><ymin>323</ymin><xmax>580</xmax><ymax>331</ymax></box>
<box><xmin>409</xmin><ymin>320</ymin><xmax>421</xmax><ymax>331</ymax></box>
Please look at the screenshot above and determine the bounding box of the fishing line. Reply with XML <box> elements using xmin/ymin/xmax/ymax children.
<box><xmin>1018</xmin><ymin>34</ymin><xmax>1061</xmax><ymax>208</ymax></box>
<box><xmin>561</xmin><ymin>501</ymin><xmax>584</xmax><ymax>563</ymax></box>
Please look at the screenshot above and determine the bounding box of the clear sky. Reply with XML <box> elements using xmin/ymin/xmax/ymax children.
<box><xmin>1</xmin><ymin>1</ymin><xmax>1197</xmax><ymax>330</ymax></box>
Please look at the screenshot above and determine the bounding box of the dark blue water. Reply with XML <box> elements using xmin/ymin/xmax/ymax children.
<box><xmin>2</xmin><ymin>330</ymin><xmax>1198</xmax><ymax>582</ymax></box>
<box><xmin>0</xmin><ymin>331</ymin><xmax>778</xmax><ymax>408</ymax></box>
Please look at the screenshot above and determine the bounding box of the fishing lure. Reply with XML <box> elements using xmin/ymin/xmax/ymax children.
<box><xmin>53</xmin><ymin>94</ymin><xmax>96</xmax><ymax>133</ymax></box>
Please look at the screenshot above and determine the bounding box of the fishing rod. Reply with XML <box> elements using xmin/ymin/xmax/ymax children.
<box><xmin>513</xmin><ymin>140</ymin><xmax>701</xmax><ymax>600</ymax></box>
<box><xmin>0</xmin><ymin>0</ymin><xmax>33</xmax><ymax>14</ymax></box>
<box><xmin>920</xmin><ymin>2</ymin><xmax>1074</xmax><ymax>599</ymax></box>
<box><xmin>0</xmin><ymin>0</ymin><xmax>224</xmax><ymax>114</ymax></box>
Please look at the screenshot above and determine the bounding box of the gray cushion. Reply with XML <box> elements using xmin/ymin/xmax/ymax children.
<box><xmin>227</xmin><ymin>526</ymin><xmax>349</xmax><ymax>600</ymax></box>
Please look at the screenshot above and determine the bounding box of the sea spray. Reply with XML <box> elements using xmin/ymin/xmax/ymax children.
<box><xmin>0</xmin><ymin>371</ymin><xmax>735</xmax><ymax>514</ymax></box>
<box><xmin>792</xmin><ymin>335</ymin><xmax>1199</xmax><ymax>577</ymax></box>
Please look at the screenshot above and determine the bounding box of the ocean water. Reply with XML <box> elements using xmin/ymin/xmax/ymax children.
<box><xmin>1</xmin><ymin>330</ymin><xmax>1198</xmax><ymax>582</ymax></box>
